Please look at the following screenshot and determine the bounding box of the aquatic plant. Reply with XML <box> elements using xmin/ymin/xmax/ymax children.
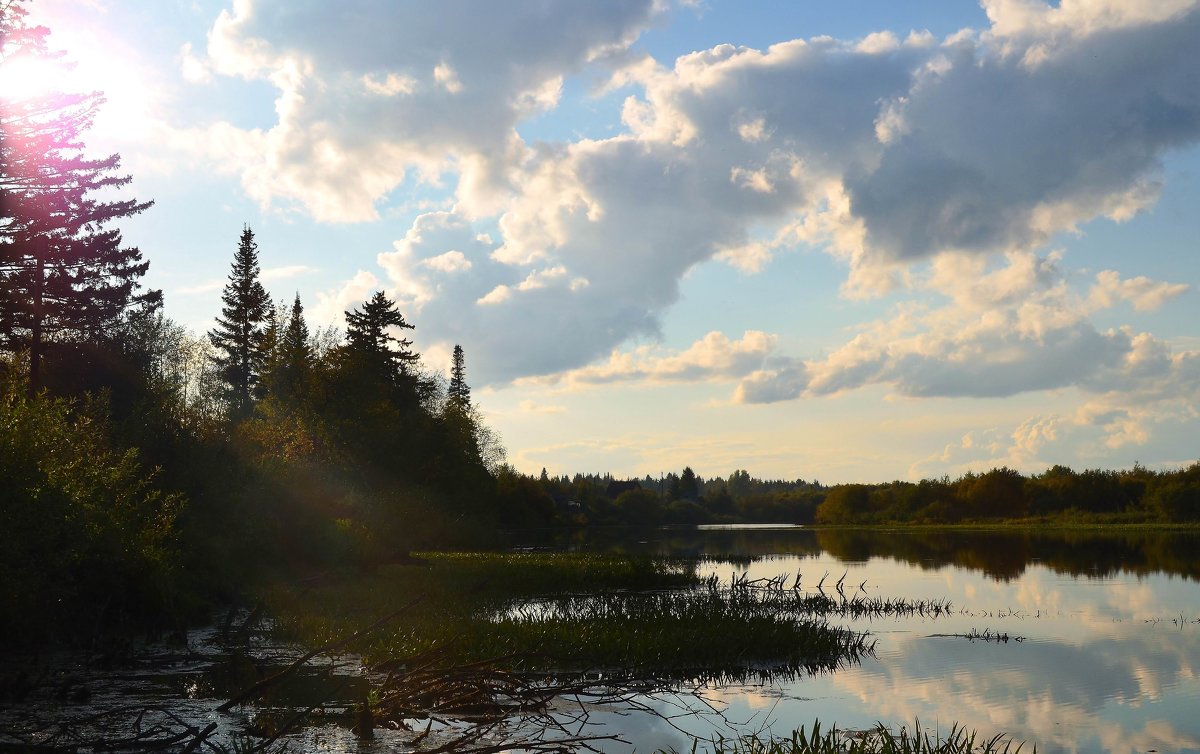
<box><xmin>679</xmin><ymin>720</ymin><xmax>1032</xmax><ymax>754</ymax></box>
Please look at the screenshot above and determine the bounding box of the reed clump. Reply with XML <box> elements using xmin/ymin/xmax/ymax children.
<box><xmin>268</xmin><ymin>558</ymin><xmax>958</xmax><ymax>680</ymax></box>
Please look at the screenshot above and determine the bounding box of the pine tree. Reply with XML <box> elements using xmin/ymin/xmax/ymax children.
<box><xmin>344</xmin><ymin>290</ymin><xmax>418</xmax><ymax>384</ymax></box>
<box><xmin>269</xmin><ymin>292</ymin><xmax>312</xmax><ymax>405</ymax></box>
<box><xmin>447</xmin><ymin>344</ymin><xmax>470</xmax><ymax>411</ymax></box>
<box><xmin>0</xmin><ymin>2</ymin><xmax>160</xmax><ymax>392</ymax></box>
<box><xmin>209</xmin><ymin>226</ymin><xmax>270</xmax><ymax>418</ymax></box>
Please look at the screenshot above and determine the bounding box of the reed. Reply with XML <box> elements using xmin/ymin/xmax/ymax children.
<box><xmin>267</xmin><ymin>556</ymin><xmax>960</xmax><ymax>679</ymax></box>
<box><xmin>677</xmin><ymin>720</ymin><xmax>1032</xmax><ymax>754</ymax></box>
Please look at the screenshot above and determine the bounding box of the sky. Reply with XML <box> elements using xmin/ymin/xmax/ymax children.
<box><xmin>17</xmin><ymin>0</ymin><xmax>1200</xmax><ymax>483</ymax></box>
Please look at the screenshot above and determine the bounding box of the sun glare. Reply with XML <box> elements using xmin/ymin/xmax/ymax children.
<box><xmin>1</xmin><ymin>41</ymin><xmax>156</xmax><ymax>144</ymax></box>
<box><xmin>0</xmin><ymin>54</ymin><xmax>69</xmax><ymax>103</ymax></box>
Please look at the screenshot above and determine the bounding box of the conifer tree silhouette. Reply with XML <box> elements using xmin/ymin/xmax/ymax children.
<box><xmin>209</xmin><ymin>226</ymin><xmax>270</xmax><ymax>418</ymax></box>
<box><xmin>0</xmin><ymin>2</ymin><xmax>159</xmax><ymax>391</ymax></box>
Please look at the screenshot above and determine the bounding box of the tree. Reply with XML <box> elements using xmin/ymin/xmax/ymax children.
<box><xmin>0</xmin><ymin>2</ymin><xmax>160</xmax><ymax>392</ymax></box>
<box><xmin>209</xmin><ymin>226</ymin><xmax>270</xmax><ymax>418</ymax></box>
<box><xmin>679</xmin><ymin>466</ymin><xmax>699</xmax><ymax>500</ymax></box>
<box><xmin>447</xmin><ymin>344</ymin><xmax>470</xmax><ymax>411</ymax></box>
<box><xmin>344</xmin><ymin>290</ymin><xmax>418</xmax><ymax>384</ymax></box>
<box><xmin>815</xmin><ymin>484</ymin><xmax>872</xmax><ymax>524</ymax></box>
<box><xmin>263</xmin><ymin>292</ymin><xmax>312</xmax><ymax>406</ymax></box>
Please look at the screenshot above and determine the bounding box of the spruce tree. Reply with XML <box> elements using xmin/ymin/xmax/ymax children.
<box><xmin>447</xmin><ymin>344</ymin><xmax>470</xmax><ymax>411</ymax></box>
<box><xmin>209</xmin><ymin>226</ymin><xmax>270</xmax><ymax>418</ymax></box>
<box><xmin>270</xmin><ymin>292</ymin><xmax>312</xmax><ymax>405</ymax></box>
<box><xmin>344</xmin><ymin>290</ymin><xmax>418</xmax><ymax>384</ymax></box>
<box><xmin>0</xmin><ymin>2</ymin><xmax>160</xmax><ymax>392</ymax></box>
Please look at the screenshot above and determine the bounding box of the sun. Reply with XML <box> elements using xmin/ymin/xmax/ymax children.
<box><xmin>0</xmin><ymin>53</ymin><xmax>71</xmax><ymax>104</ymax></box>
<box><xmin>0</xmin><ymin>41</ymin><xmax>156</xmax><ymax>145</ymax></box>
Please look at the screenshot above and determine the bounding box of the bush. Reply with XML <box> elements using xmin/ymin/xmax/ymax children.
<box><xmin>615</xmin><ymin>488</ymin><xmax>664</xmax><ymax>526</ymax></box>
<box><xmin>0</xmin><ymin>385</ymin><xmax>184</xmax><ymax>644</ymax></box>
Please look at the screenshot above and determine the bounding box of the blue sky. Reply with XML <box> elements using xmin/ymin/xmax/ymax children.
<box><xmin>22</xmin><ymin>0</ymin><xmax>1200</xmax><ymax>482</ymax></box>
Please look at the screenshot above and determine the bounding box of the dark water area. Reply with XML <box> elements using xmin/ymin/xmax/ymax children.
<box><xmin>4</xmin><ymin>527</ymin><xmax>1198</xmax><ymax>753</ymax></box>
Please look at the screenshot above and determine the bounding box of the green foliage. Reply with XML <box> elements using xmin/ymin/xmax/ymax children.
<box><xmin>267</xmin><ymin>553</ymin><xmax>886</xmax><ymax>678</ymax></box>
<box><xmin>817</xmin><ymin>484</ymin><xmax>872</xmax><ymax>524</ymax></box>
<box><xmin>209</xmin><ymin>226</ymin><xmax>270</xmax><ymax>418</ymax></box>
<box><xmin>0</xmin><ymin>379</ymin><xmax>183</xmax><ymax>644</ymax></box>
<box><xmin>615</xmin><ymin>487</ymin><xmax>665</xmax><ymax>526</ymax></box>
<box><xmin>447</xmin><ymin>343</ymin><xmax>470</xmax><ymax>411</ymax></box>
<box><xmin>1147</xmin><ymin>465</ymin><xmax>1200</xmax><ymax>522</ymax></box>
<box><xmin>799</xmin><ymin>463</ymin><xmax>1200</xmax><ymax>526</ymax></box>
<box><xmin>261</xmin><ymin>293</ymin><xmax>313</xmax><ymax>407</ymax></box>
<box><xmin>343</xmin><ymin>290</ymin><xmax>418</xmax><ymax>384</ymax></box>
<box><xmin>665</xmin><ymin>499</ymin><xmax>714</xmax><ymax>525</ymax></box>
<box><xmin>494</xmin><ymin>464</ymin><xmax>558</xmax><ymax>527</ymax></box>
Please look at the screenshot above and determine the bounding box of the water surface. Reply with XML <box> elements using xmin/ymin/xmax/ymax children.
<box><xmin>565</xmin><ymin>527</ymin><xmax>1200</xmax><ymax>754</ymax></box>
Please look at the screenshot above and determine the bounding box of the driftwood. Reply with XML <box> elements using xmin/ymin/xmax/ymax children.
<box><xmin>2</xmin><ymin>597</ymin><xmax>738</xmax><ymax>753</ymax></box>
<box><xmin>215</xmin><ymin>595</ymin><xmax>423</xmax><ymax>712</ymax></box>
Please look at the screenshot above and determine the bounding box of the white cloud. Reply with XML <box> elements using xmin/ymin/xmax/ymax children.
<box><xmin>522</xmin><ymin>330</ymin><xmax>779</xmax><ymax>389</ymax></box>
<box><xmin>733</xmin><ymin>362</ymin><xmax>809</xmax><ymax>404</ymax></box>
<box><xmin>735</xmin><ymin>251</ymin><xmax>1196</xmax><ymax>404</ymax></box>
<box><xmin>178</xmin><ymin>42</ymin><xmax>211</xmax><ymax>84</ymax></box>
<box><xmin>421</xmin><ymin>250</ymin><xmax>472</xmax><ymax>273</ymax></box>
<box><xmin>361</xmin><ymin>71</ymin><xmax>416</xmax><ymax>96</ymax></box>
<box><xmin>179</xmin><ymin>1</ymin><xmax>1200</xmax><ymax>401</ymax></box>
<box><xmin>313</xmin><ymin>269</ymin><xmax>381</xmax><ymax>325</ymax></box>
<box><xmin>261</xmin><ymin>264</ymin><xmax>319</xmax><ymax>281</ymax></box>
<box><xmin>433</xmin><ymin>62</ymin><xmax>463</xmax><ymax>94</ymax></box>
<box><xmin>1087</xmin><ymin>270</ymin><xmax>1190</xmax><ymax>312</ymax></box>
<box><xmin>190</xmin><ymin>0</ymin><xmax>663</xmax><ymax>221</ymax></box>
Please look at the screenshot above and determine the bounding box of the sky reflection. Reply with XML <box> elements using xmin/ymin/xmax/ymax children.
<box><xmin>606</xmin><ymin>529</ymin><xmax>1200</xmax><ymax>754</ymax></box>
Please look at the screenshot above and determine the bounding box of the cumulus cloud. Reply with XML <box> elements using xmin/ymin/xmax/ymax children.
<box><xmin>735</xmin><ymin>251</ymin><xmax>1195</xmax><ymax>403</ymax></box>
<box><xmin>1087</xmin><ymin>270</ymin><xmax>1190</xmax><ymax>312</ymax></box>
<box><xmin>192</xmin><ymin>0</ymin><xmax>662</xmax><ymax>221</ymax></box>
<box><xmin>521</xmin><ymin>330</ymin><xmax>779</xmax><ymax>389</ymax></box>
<box><xmin>188</xmin><ymin>0</ymin><xmax>1200</xmax><ymax>394</ymax></box>
<box><xmin>178</xmin><ymin>42</ymin><xmax>211</xmax><ymax>84</ymax></box>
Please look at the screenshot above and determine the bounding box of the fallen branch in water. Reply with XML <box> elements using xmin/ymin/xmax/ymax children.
<box><xmin>216</xmin><ymin>596</ymin><xmax>423</xmax><ymax>712</ymax></box>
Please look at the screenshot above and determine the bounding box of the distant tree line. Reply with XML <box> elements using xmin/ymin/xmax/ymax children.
<box><xmin>499</xmin><ymin>462</ymin><xmax>1200</xmax><ymax>528</ymax></box>
<box><xmin>812</xmin><ymin>464</ymin><xmax>1200</xmax><ymax>524</ymax></box>
<box><xmin>495</xmin><ymin>467</ymin><xmax>826</xmax><ymax>528</ymax></box>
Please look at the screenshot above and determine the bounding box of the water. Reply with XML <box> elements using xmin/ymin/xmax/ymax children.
<box><xmin>4</xmin><ymin>528</ymin><xmax>1197</xmax><ymax>753</ymax></box>
<box><xmin>563</xmin><ymin>527</ymin><xmax>1200</xmax><ymax>754</ymax></box>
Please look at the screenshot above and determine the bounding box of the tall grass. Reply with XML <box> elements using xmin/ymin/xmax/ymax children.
<box><xmin>679</xmin><ymin>720</ymin><xmax>1031</xmax><ymax>754</ymax></box>
<box><xmin>267</xmin><ymin>554</ymin><xmax>955</xmax><ymax>681</ymax></box>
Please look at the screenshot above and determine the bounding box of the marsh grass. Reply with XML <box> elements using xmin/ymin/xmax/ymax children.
<box><xmin>681</xmin><ymin>720</ymin><xmax>1031</xmax><ymax>754</ymax></box>
<box><xmin>267</xmin><ymin>552</ymin><xmax>700</xmax><ymax>661</ymax></box>
<box><xmin>266</xmin><ymin>555</ymin><xmax>955</xmax><ymax>681</ymax></box>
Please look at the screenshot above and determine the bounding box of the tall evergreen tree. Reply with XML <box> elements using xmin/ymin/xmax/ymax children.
<box><xmin>447</xmin><ymin>344</ymin><xmax>470</xmax><ymax>411</ymax></box>
<box><xmin>209</xmin><ymin>226</ymin><xmax>270</xmax><ymax>418</ymax></box>
<box><xmin>266</xmin><ymin>292</ymin><xmax>312</xmax><ymax>406</ymax></box>
<box><xmin>0</xmin><ymin>2</ymin><xmax>160</xmax><ymax>392</ymax></box>
<box><xmin>344</xmin><ymin>290</ymin><xmax>418</xmax><ymax>384</ymax></box>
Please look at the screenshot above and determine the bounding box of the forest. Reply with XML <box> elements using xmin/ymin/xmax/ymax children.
<box><xmin>2</xmin><ymin>0</ymin><xmax>1199</xmax><ymax>652</ymax></box>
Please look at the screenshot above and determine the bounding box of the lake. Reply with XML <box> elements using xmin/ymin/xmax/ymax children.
<box><xmin>3</xmin><ymin>527</ymin><xmax>1197</xmax><ymax>753</ymax></box>
<box><xmin>548</xmin><ymin>526</ymin><xmax>1200</xmax><ymax>754</ymax></box>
